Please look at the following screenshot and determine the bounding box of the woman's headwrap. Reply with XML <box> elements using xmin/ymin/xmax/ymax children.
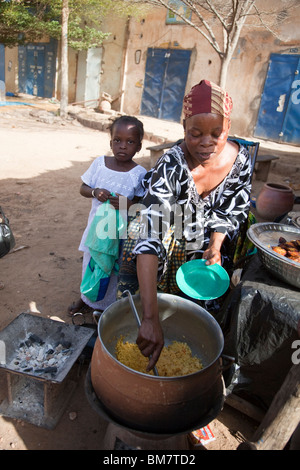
<box><xmin>183</xmin><ymin>79</ymin><xmax>233</xmax><ymax>120</ymax></box>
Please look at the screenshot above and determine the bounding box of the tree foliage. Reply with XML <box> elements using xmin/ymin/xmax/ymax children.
<box><xmin>0</xmin><ymin>0</ymin><xmax>147</xmax><ymax>50</ymax></box>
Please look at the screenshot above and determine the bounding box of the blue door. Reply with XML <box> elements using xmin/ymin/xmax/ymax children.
<box><xmin>254</xmin><ymin>53</ymin><xmax>300</xmax><ymax>145</ymax></box>
<box><xmin>26</xmin><ymin>44</ymin><xmax>45</xmax><ymax>96</ymax></box>
<box><xmin>141</xmin><ymin>48</ymin><xmax>191</xmax><ymax>122</ymax></box>
<box><xmin>18</xmin><ymin>40</ymin><xmax>57</xmax><ymax>98</ymax></box>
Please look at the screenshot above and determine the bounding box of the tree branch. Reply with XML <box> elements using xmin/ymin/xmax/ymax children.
<box><xmin>252</xmin><ymin>3</ymin><xmax>287</xmax><ymax>40</ymax></box>
<box><xmin>152</xmin><ymin>0</ymin><xmax>223</xmax><ymax>55</ymax></box>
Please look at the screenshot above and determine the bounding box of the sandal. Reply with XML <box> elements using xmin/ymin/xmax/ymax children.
<box><xmin>68</xmin><ymin>298</ymin><xmax>87</xmax><ymax>316</ymax></box>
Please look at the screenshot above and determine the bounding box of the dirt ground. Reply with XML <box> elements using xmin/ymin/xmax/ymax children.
<box><xmin>0</xmin><ymin>98</ymin><xmax>298</xmax><ymax>452</ymax></box>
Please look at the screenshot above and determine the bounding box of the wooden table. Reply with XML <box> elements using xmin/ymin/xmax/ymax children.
<box><xmin>237</xmin><ymin>362</ymin><xmax>300</xmax><ymax>450</ymax></box>
<box><xmin>254</xmin><ymin>154</ymin><xmax>280</xmax><ymax>181</ymax></box>
<box><xmin>146</xmin><ymin>141</ymin><xmax>176</xmax><ymax>167</ymax></box>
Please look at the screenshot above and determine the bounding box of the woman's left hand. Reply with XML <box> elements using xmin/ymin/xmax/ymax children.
<box><xmin>202</xmin><ymin>246</ymin><xmax>222</xmax><ymax>266</ymax></box>
<box><xmin>202</xmin><ymin>232</ymin><xmax>226</xmax><ymax>265</ymax></box>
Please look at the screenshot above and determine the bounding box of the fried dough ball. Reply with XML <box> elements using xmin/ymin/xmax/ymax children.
<box><xmin>287</xmin><ymin>253</ymin><xmax>300</xmax><ymax>262</ymax></box>
<box><xmin>272</xmin><ymin>238</ymin><xmax>300</xmax><ymax>264</ymax></box>
<box><xmin>272</xmin><ymin>246</ymin><xmax>287</xmax><ymax>256</ymax></box>
<box><xmin>283</xmin><ymin>242</ymin><xmax>298</xmax><ymax>252</ymax></box>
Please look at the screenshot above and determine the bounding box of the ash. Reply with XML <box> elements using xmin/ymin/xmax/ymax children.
<box><xmin>9</xmin><ymin>333</ymin><xmax>72</xmax><ymax>377</ymax></box>
<box><xmin>12</xmin><ymin>380</ymin><xmax>45</xmax><ymax>419</ymax></box>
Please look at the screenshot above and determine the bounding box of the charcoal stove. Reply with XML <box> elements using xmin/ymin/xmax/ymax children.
<box><xmin>85</xmin><ymin>365</ymin><xmax>225</xmax><ymax>450</ymax></box>
<box><xmin>0</xmin><ymin>313</ymin><xmax>94</xmax><ymax>429</ymax></box>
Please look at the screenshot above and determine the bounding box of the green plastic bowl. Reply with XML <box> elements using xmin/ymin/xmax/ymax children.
<box><xmin>176</xmin><ymin>259</ymin><xmax>230</xmax><ymax>300</ymax></box>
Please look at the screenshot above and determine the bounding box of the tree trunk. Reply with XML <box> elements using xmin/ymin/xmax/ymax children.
<box><xmin>60</xmin><ymin>0</ymin><xmax>69</xmax><ymax>119</ymax></box>
<box><xmin>219</xmin><ymin>55</ymin><xmax>231</xmax><ymax>89</ymax></box>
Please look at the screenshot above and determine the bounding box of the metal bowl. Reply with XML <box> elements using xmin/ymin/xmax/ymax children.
<box><xmin>247</xmin><ymin>223</ymin><xmax>300</xmax><ymax>289</ymax></box>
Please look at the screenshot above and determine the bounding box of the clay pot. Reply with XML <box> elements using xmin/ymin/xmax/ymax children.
<box><xmin>256</xmin><ymin>183</ymin><xmax>294</xmax><ymax>221</ymax></box>
<box><xmin>99</xmin><ymin>99</ymin><xmax>111</xmax><ymax>112</ymax></box>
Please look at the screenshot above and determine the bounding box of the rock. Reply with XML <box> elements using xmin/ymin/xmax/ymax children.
<box><xmin>69</xmin><ymin>411</ymin><xmax>77</xmax><ymax>421</ymax></box>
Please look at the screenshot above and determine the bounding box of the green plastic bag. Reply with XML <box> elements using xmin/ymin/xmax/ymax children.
<box><xmin>80</xmin><ymin>198</ymin><xmax>125</xmax><ymax>302</ymax></box>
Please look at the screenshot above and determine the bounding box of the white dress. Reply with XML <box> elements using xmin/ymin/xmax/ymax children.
<box><xmin>79</xmin><ymin>155</ymin><xmax>147</xmax><ymax>310</ymax></box>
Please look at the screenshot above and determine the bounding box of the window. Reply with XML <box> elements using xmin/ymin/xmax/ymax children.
<box><xmin>166</xmin><ymin>0</ymin><xmax>192</xmax><ymax>24</ymax></box>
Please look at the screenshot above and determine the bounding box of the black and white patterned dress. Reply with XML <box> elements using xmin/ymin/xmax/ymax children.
<box><xmin>118</xmin><ymin>143</ymin><xmax>252</xmax><ymax>302</ymax></box>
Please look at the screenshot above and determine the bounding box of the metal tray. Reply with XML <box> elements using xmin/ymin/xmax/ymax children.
<box><xmin>247</xmin><ymin>223</ymin><xmax>300</xmax><ymax>288</ymax></box>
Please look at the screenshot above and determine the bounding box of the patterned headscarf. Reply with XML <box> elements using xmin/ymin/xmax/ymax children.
<box><xmin>183</xmin><ymin>79</ymin><xmax>233</xmax><ymax>120</ymax></box>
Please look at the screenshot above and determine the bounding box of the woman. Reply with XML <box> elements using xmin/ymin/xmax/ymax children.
<box><xmin>119</xmin><ymin>79</ymin><xmax>252</xmax><ymax>370</ymax></box>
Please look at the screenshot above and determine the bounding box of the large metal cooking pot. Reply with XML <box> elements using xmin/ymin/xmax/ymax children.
<box><xmin>91</xmin><ymin>293</ymin><xmax>229</xmax><ymax>434</ymax></box>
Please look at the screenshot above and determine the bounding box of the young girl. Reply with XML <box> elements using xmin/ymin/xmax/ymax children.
<box><xmin>68</xmin><ymin>115</ymin><xmax>147</xmax><ymax>316</ymax></box>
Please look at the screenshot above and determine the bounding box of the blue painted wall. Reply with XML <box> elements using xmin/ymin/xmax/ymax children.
<box><xmin>254</xmin><ymin>53</ymin><xmax>300</xmax><ymax>145</ymax></box>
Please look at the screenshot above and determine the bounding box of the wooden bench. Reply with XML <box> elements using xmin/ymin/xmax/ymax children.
<box><xmin>254</xmin><ymin>154</ymin><xmax>279</xmax><ymax>181</ymax></box>
<box><xmin>146</xmin><ymin>141</ymin><xmax>177</xmax><ymax>167</ymax></box>
<box><xmin>234</xmin><ymin>363</ymin><xmax>300</xmax><ymax>450</ymax></box>
<box><xmin>147</xmin><ymin>142</ymin><xmax>279</xmax><ymax>182</ymax></box>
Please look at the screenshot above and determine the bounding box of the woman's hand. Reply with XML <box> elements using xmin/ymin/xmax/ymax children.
<box><xmin>136</xmin><ymin>254</ymin><xmax>164</xmax><ymax>371</ymax></box>
<box><xmin>202</xmin><ymin>232</ymin><xmax>226</xmax><ymax>265</ymax></box>
<box><xmin>202</xmin><ymin>246</ymin><xmax>222</xmax><ymax>265</ymax></box>
<box><xmin>136</xmin><ymin>317</ymin><xmax>164</xmax><ymax>372</ymax></box>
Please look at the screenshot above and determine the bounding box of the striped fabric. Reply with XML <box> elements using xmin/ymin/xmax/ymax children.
<box><xmin>183</xmin><ymin>79</ymin><xmax>233</xmax><ymax>119</ymax></box>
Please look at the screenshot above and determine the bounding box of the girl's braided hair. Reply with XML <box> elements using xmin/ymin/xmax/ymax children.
<box><xmin>109</xmin><ymin>115</ymin><xmax>144</xmax><ymax>141</ymax></box>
